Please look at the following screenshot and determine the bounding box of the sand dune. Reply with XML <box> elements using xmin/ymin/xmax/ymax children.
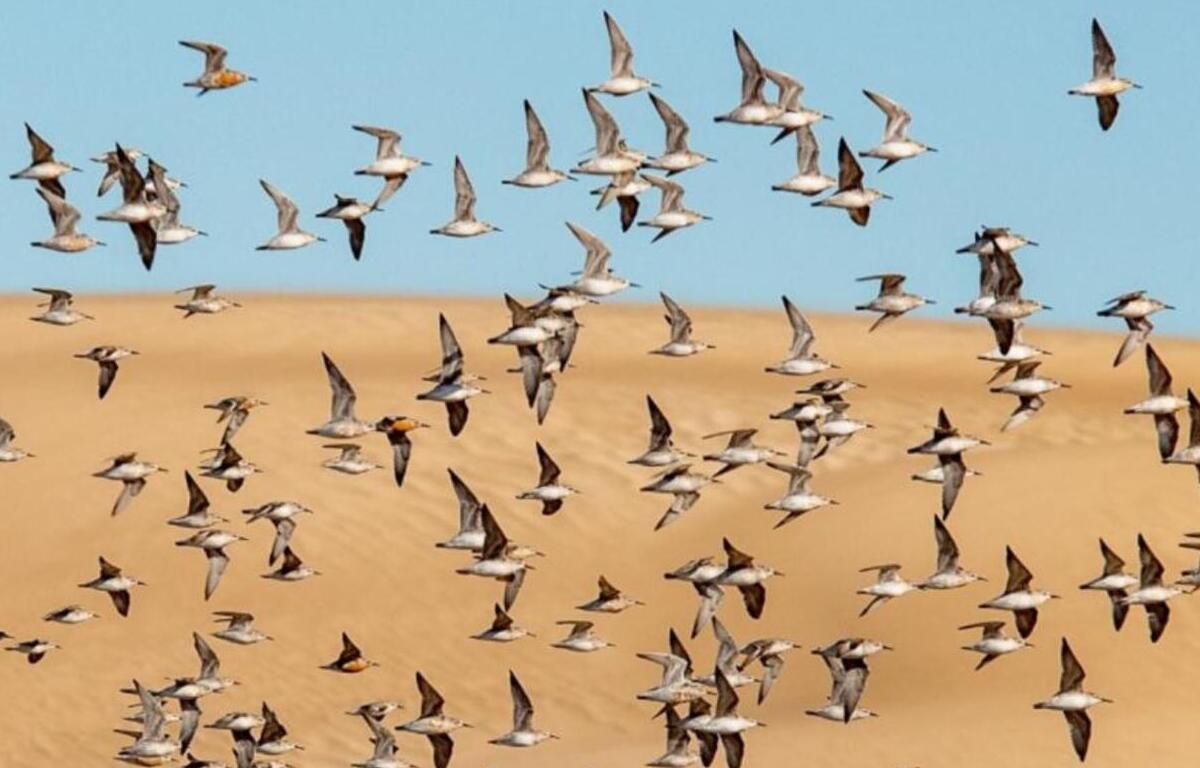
<box><xmin>1</xmin><ymin>294</ymin><xmax>1198</xmax><ymax>768</ymax></box>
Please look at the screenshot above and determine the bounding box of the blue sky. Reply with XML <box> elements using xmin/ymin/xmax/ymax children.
<box><xmin>2</xmin><ymin>1</ymin><xmax>1194</xmax><ymax>332</ymax></box>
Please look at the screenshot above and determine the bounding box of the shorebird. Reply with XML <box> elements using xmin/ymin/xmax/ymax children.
<box><xmin>766</xmin><ymin>296</ymin><xmax>835</xmax><ymax>375</ymax></box>
<box><xmin>1069</xmin><ymin>19</ymin><xmax>1139</xmax><ymax>130</ymax></box>
<box><xmin>683</xmin><ymin>670</ymin><xmax>761</xmax><ymax>768</ymax></box>
<box><xmin>645</xmin><ymin>93</ymin><xmax>711</xmax><ymax>174</ymax></box>
<box><xmin>42</xmin><ymin>604</ymin><xmax>98</xmax><ymax>624</ymax></box>
<box><xmin>591</xmin><ymin>170</ymin><xmax>649</xmax><ymax>232</ymax></box>
<box><xmin>1164</xmin><ymin>389</ymin><xmax>1200</xmax><ymax>480</ymax></box>
<box><xmin>856</xmin><ymin>564</ymin><xmax>916</xmax><ymax>616</ymax></box>
<box><xmin>316</xmin><ymin>194</ymin><xmax>375</xmax><ymax>260</ymax></box>
<box><xmin>372</xmin><ymin>415</ymin><xmax>429</xmax><ymax>488</ymax></box>
<box><xmin>192</xmin><ymin>632</ymin><xmax>235</xmax><ymax>694</ymax></box>
<box><xmin>555</xmin><ymin>221</ymin><xmax>636</xmax><ymax>297</ymax></box>
<box><xmin>6</xmin><ymin>638</ymin><xmax>59</xmax><ymax>664</ymax></box>
<box><xmin>703</xmin><ymin>429</ymin><xmax>783</xmax><ymax>477</ymax></box>
<box><xmin>0</xmin><ymin>418</ymin><xmax>31</xmax><ymax>463</ymax></box>
<box><xmin>31</xmin><ymin>188</ymin><xmax>102</xmax><ymax>252</ymax></box>
<box><xmin>908</xmin><ymin>408</ymin><xmax>988</xmax><ymax>457</ymax></box>
<box><xmin>205</xmin><ymin>710</ymin><xmax>262</xmax><ymax>768</ymax></box>
<box><xmin>775</xmin><ymin>413</ymin><xmax>826</xmax><ymax>467</ymax></box>
<box><xmin>637</xmin><ymin>630</ymin><xmax>707</xmax><ymax>705</ymax></box>
<box><xmin>176</xmin><ymin>529</ymin><xmax>246</xmax><ymax>600</ymax></box>
<box><xmin>772</xmin><ymin>125</ymin><xmax>835</xmax><ymax>196</ymax></box>
<box><xmin>1121</xmin><ymin>534</ymin><xmax>1184</xmax><ymax>643</ymax></box>
<box><xmin>354</xmin><ymin>713</ymin><xmax>412</xmax><ymax>768</ymax></box>
<box><xmin>322</xmin><ymin>632</ymin><xmax>378</xmax><ymax>673</ymax></box>
<box><xmin>396</xmin><ymin>673</ymin><xmax>470</xmax><ymax>768</ymax></box>
<box><xmin>488</xmin><ymin>293</ymin><xmax>556</xmax><ymax>347</ymax></box>
<box><xmin>430</xmin><ymin>156</ymin><xmax>497</xmax><ymax>237</ymax></box>
<box><xmin>353</xmin><ymin>125</ymin><xmax>429</xmax><ymax>206</ymax></box>
<box><xmin>859</xmin><ymin>90</ymin><xmax>935</xmax><ymax>170</ymax></box>
<box><xmin>639</xmin><ymin>175</ymin><xmax>709</xmax><ymax>242</ymax></box>
<box><xmin>437</xmin><ymin>469</ymin><xmax>485</xmax><ymax>551</ymax></box>
<box><xmin>1080</xmin><ymin>538</ymin><xmax>1138</xmax><ymax>631</ymax></box>
<box><xmin>765</xmin><ymin>69</ymin><xmax>831</xmax><ymax>143</ymax></box>
<box><xmin>489</xmin><ymin>671</ymin><xmax>557</xmax><ymax>747</ymax></box>
<box><xmin>307</xmin><ymin>352</ymin><xmax>374</xmax><ymax>438</ymax></box>
<box><xmin>910</xmin><ymin>454</ymin><xmax>979</xmax><ymax>519</ymax></box>
<box><xmin>1099</xmin><ymin>291</ymin><xmax>1172</xmax><ymax>367</ymax></box>
<box><xmin>212</xmin><ymin>611</ymin><xmax>272</xmax><ymax>645</ymax></box>
<box><xmin>812</xmin><ymin>139</ymin><xmax>889</xmax><ymax>226</ymax></box>
<box><xmin>552</xmin><ymin>620</ymin><xmax>613</xmax><ymax>652</ymax></box>
<box><xmin>96</xmin><ymin>145</ymin><xmax>164</xmax><ymax>269</ymax></box>
<box><xmin>763</xmin><ymin>462</ymin><xmax>835</xmax><ymax>528</ymax></box>
<box><xmin>262</xmin><ymin>546</ymin><xmax>319</xmax><ymax>582</ymax></box>
<box><xmin>79</xmin><ymin>556</ymin><xmax>144</xmax><ymax>617</ymax></box>
<box><xmin>245</xmin><ymin>501</ymin><xmax>313</xmax><ymax>566</ymax></box>
<box><xmin>959</xmin><ymin>621</ymin><xmax>1030</xmax><ymax>671</ymax></box>
<box><xmin>652</xmin><ymin>293</ymin><xmax>713</xmax><ymax>356</ymax></box>
<box><xmin>119</xmin><ymin>681</ymin><xmax>180</xmax><ymax>764</ymax></box>
<box><xmin>957</xmin><ymin>226</ymin><xmax>1038</xmax><ymax>256</ymax></box>
<box><xmin>589</xmin><ymin>11</ymin><xmax>656</xmax><ymax>95</ymax></box>
<box><xmin>417</xmin><ymin>314</ymin><xmax>485</xmax><ymax>436</ymax></box>
<box><xmin>647</xmin><ymin>705</ymin><xmax>699</xmax><ymax>768</ymax></box>
<box><xmin>472</xmin><ymin>604</ymin><xmax>532</xmax><ymax>643</ymax></box>
<box><xmin>256</xmin><ymin>703</ymin><xmax>301</xmax><ymax>756</ymax></box>
<box><xmin>714</xmin><ymin>31</ymin><xmax>781</xmax><ymax>125</ymax></box>
<box><xmin>714</xmin><ymin>539</ymin><xmax>778</xmax><ymax>620</ymax></box>
<box><xmin>205</xmin><ymin>396</ymin><xmax>267</xmax><ymax>444</ymax></box>
<box><xmin>322</xmin><ymin>443</ymin><xmax>381</xmax><ymax>475</ymax></box>
<box><xmin>150</xmin><ymin>159</ymin><xmax>204</xmax><ymax>245</ymax></box>
<box><xmin>641</xmin><ymin>464</ymin><xmax>715</xmax><ymax>529</ymax></box>
<box><xmin>696</xmin><ymin>618</ymin><xmax>758</xmax><ymax>690</ymax></box>
<box><xmin>199</xmin><ymin>442</ymin><xmax>260</xmax><ymax>492</ymax></box>
<box><xmin>980</xmin><ymin>319</ymin><xmax>1050</xmax><ymax>378</ymax></box>
<box><xmin>347</xmin><ymin>700</ymin><xmax>404</xmax><ymax>722</ymax></box>
<box><xmin>504</xmin><ymin>101</ymin><xmax>571</xmax><ymax>187</ymax></box>
<box><xmin>1125</xmin><ymin>344</ymin><xmax>1188</xmax><ymax>460</ymax></box>
<box><xmin>257</xmin><ymin>179</ymin><xmax>322</xmax><ymax>250</ymax></box>
<box><xmin>854</xmin><ymin>273</ymin><xmax>933</xmax><ymax>330</ymax></box>
<box><xmin>630</xmin><ymin>396</ymin><xmax>693</xmax><ymax>467</ymax></box>
<box><xmin>990</xmin><ymin>361</ymin><xmax>1069</xmax><ymax>431</ymax></box>
<box><xmin>575</xmin><ymin>89</ymin><xmax>645</xmax><ymax>175</ymax></box>
<box><xmin>981</xmin><ymin>248</ymin><xmax>1052</xmax><ymax>324</ymax></box>
<box><xmin>517</xmin><ymin>442</ymin><xmax>577</xmax><ymax>515</ymax></box>
<box><xmin>1035</xmin><ymin>639</ymin><xmax>1111</xmax><ymax>761</ymax></box>
<box><xmin>955</xmin><ymin>252</ymin><xmax>1000</xmax><ymax>317</ymax></box>
<box><xmin>180</xmin><ymin>40</ymin><xmax>255</xmax><ymax>94</ymax></box>
<box><xmin>578</xmin><ymin>575</ymin><xmax>643</xmax><ymax>613</ymax></box>
<box><xmin>174</xmin><ymin>285</ymin><xmax>238</xmax><ymax>318</ymax></box>
<box><xmin>919</xmin><ymin>516</ymin><xmax>984</xmax><ymax>589</ymax></box>
<box><xmin>979</xmin><ymin>547</ymin><xmax>1059</xmax><ymax>638</ymax></box>
<box><xmin>10</xmin><ymin>123</ymin><xmax>79</xmax><ymax>197</ymax></box>
<box><xmin>455</xmin><ymin>507</ymin><xmax>529</xmax><ymax>609</ymax></box>
<box><xmin>737</xmin><ymin>638</ymin><xmax>796</xmax><ymax>704</ymax></box>
<box><xmin>75</xmin><ymin>345</ymin><xmax>137</xmax><ymax>400</ymax></box>
<box><xmin>94</xmin><ymin>453</ymin><xmax>165</xmax><ymax>515</ymax></box>
<box><xmin>92</xmin><ymin>146</ymin><xmax>144</xmax><ymax>197</ymax></box>
<box><xmin>818</xmin><ymin>401</ymin><xmax>873</xmax><ymax>452</ymax></box>
<box><xmin>806</xmin><ymin>649</ymin><xmax>875</xmax><ymax>724</ymax></box>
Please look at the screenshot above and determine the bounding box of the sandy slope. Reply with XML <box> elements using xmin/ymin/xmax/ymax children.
<box><xmin>1</xmin><ymin>293</ymin><xmax>1198</xmax><ymax>768</ymax></box>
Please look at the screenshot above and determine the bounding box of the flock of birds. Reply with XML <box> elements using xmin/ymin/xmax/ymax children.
<box><xmin>0</xmin><ymin>11</ymin><xmax>1185</xmax><ymax>768</ymax></box>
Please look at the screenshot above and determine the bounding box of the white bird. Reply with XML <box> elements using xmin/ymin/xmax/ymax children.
<box><xmin>430</xmin><ymin>157</ymin><xmax>498</xmax><ymax>237</ymax></box>
<box><xmin>256</xmin><ymin>179</ymin><xmax>322</xmax><ymax>250</ymax></box>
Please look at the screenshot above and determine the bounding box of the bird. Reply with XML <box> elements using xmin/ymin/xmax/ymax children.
<box><xmin>0</xmin><ymin>417</ymin><xmax>31</xmax><ymax>463</ymax></box>
<box><xmin>353</xmin><ymin>124</ymin><xmax>430</xmax><ymax>206</ymax></box>
<box><xmin>554</xmin><ymin>220</ymin><xmax>636</xmax><ymax>297</ymax></box>
<box><xmin>204</xmin><ymin>710</ymin><xmax>262</xmax><ymax>768</ymax></box>
<box><xmin>592</xmin><ymin>170</ymin><xmax>649</xmax><ymax>231</ymax></box>
<box><xmin>856</xmin><ymin>564</ymin><xmax>917</xmax><ymax>616</ymax></box>
<box><xmin>981</xmin><ymin>248</ymin><xmax>1052</xmax><ymax>325</ymax></box>
<box><xmin>858</xmin><ymin>90</ymin><xmax>935</xmax><ymax>170</ymax></box>
<box><xmin>79</xmin><ymin>556</ymin><xmax>144</xmax><ymax>617</ymax></box>
<box><xmin>168</xmin><ymin>472</ymin><xmax>226</xmax><ymax>530</ymax></box>
<box><xmin>516</xmin><ymin>442</ymin><xmax>578</xmax><ymax>515</ymax></box>
<box><xmin>763</xmin><ymin>462</ymin><xmax>835</xmax><ymax>528</ymax></box>
<box><xmin>175</xmin><ymin>285</ymin><xmax>239</xmax><ymax>318</ymax></box>
<box><xmin>93</xmin><ymin>452</ymin><xmax>166</xmax><ymax>515</ymax></box>
<box><xmin>918</xmin><ymin>516</ymin><xmax>984</xmax><ymax>589</ymax></box>
<box><xmin>436</xmin><ymin>469</ymin><xmax>486</xmax><ymax>551</ymax></box>
<box><xmin>42</xmin><ymin>604</ymin><xmax>99</xmax><ymax>624</ymax></box>
<box><xmin>641</xmin><ymin>464</ymin><xmax>715</xmax><ymax>530</ymax></box>
<box><xmin>979</xmin><ymin>547</ymin><xmax>1059</xmax><ymax>638</ymax></box>
<box><xmin>489</xmin><ymin>671</ymin><xmax>557</xmax><ymax>747</ymax></box>
<box><xmin>118</xmin><ymin>681</ymin><xmax>180</xmax><ymax>764</ymax></box>
<box><xmin>257</xmin><ymin>179</ymin><xmax>322</xmax><ymax>250</ymax></box>
<box><xmin>504</xmin><ymin>101</ymin><xmax>571</xmax><ymax>187</ymax></box>
<box><xmin>958</xmin><ymin>621</ymin><xmax>1030</xmax><ymax>671</ymax></box>
<box><xmin>703</xmin><ymin>429</ymin><xmax>783</xmax><ymax>478</ymax></box>
<box><xmin>374</xmin><ymin>416</ymin><xmax>430</xmax><ymax>488</ymax></box>
<box><xmin>713</xmin><ymin>539</ymin><xmax>778</xmax><ymax>620</ymax></box>
<box><xmin>150</xmin><ymin>159</ymin><xmax>204</xmax><ymax>245</ymax></box>
<box><xmin>683</xmin><ymin>670</ymin><xmax>761</xmax><ymax>768</ymax></box>
<box><xmin>430</xmin><ymin>156</ymin><xmax>498</xmax><ymax>237</ymax></box>
<box><xmin>636</xmin><ymin>630</ymin><xmax>708</xmax><ymax>705</ymax></box>
<box><xmin>95</xmin><ymin>145</ymin><xmax>164</xmax><ymax>269</ymax></box>
<box><xmin>322</xmin><ymin>632</ymin><xmax>378</xmax><ymax>673</ymax></box>
<box><xmin>472</xmin><ymin>603</ymin><xmax>532</xmax><ymax>643</ymax></box>
<box><xmin>772</xmin><ymin>125</ymin><xmax>835</xmax><ymax>196</ymax></box>
<box><xmin>1121</xmin><ymin>534</ymin><xmax>1184</xmax><ymax>643</ymax></box>
<box><xmin>244</xmin><ymin>501</ymin><xmax>313</xmax><ymax>567</ymax></box>
<box><xmin>5</xmin><ymin>638</ymin><xmax>59</xmax><ymax>664</ymax></box>
<box><xmin>909</xmin><ymin>454</ymin><xmax>980</xmax><ymax>519</ymax></box>
<box><xmin>714</xmin><ymin>30</ymin><xmax>781</xmax><ymax>125</ymax></box>
<box><xmin>256</xmin><ymin>702</ymin><xmax>302</xmax><ymax>756</ymax></box>
<box><xmin>346</xmin><ymin>700</ymin><xmax>403</xmax><ymax>723</ymax></box>
<box><xmin>212</xmin><ymin>611</ymin><xmax>272</xmax><ymax>645</ymax></box>
<box><xmin>1098</xmin><ymin>291</ymin><xmax>1172</xmax><ymax>367</ymax></box>
<box><xmin>396</xmin><ymin>673</ymin><xmax>470</xmax><ymax>768</ymax></box>
<box><xmin>416</xmin><ymin>314</ymin><xmax>486</xmax><ymax>436</ymax></box>
<box><xmin>956</xmin><ymin>226</ymin><xmax>1038</xmax><ymax>256</ymax></box>
<box><xmin>31</xmin><ymin>188</ymin><xmax>103</xmax><ymax>252</ymax></box>
<box><xmin>652</xmin><ymin>293</ymin><xmax>713</xmax><ymax>356</ymax></box>
<box><xmin>1069</xmin><ymin>19</ymin><xmax>1140</xmax><ymax>130</ymax></box>
<box><xmin>806</xmin><ymin>646</ymin><xmax>875</xmax><ymax>724</ymax></box>
<box><xmin>322</xmin><ymin>443</ymin><xmax>381</xmax><ymax>475</ymax></box>
<box><xmin>907</xmin><ymin>407</ymin><xmax>988</xmax><ymax>457</ymax></box>
<box><xmin>991</xmin><ymin>362</ymin><xmax>1069</xmax><ymax>431</ymax></box>
<box><xmin>737</xmin><ymin>638</ymin><xmax>797</xmax><ymax>704</ymax></box>
<box><xmin>1034</xmin><ymin>639</ymin><xmax>1112</xmax><ymax>762</ymax></box>
<box><xmin>316</xmin><ymin>195</ymin><xmax>375</xmax><ymax>260</ymax></box>
<box><xmin>175</xmin><ymin>529</ymin><xmax>246</xmax><ymax>600</ymax></box>
<box><xmin>307</xmin><ymin>352</ymin><xmax>375</xmax><ymax>438</ymax></box>
<box><xmin>454</xmin><ymin>506</ymin><xmax>530</xmax><ymax>609</ymax></box>
<box><xmin>10</xmin><ymin>124</ymin><xmax>79</xmax><ymax>197</ymax></box>
<box><xmin>1164</xmin><ymin>389</ymin><xmax>1200</xmax><ymax>479</ymax></box>
<box><xmin>204</xmin><ymin>396</ymin><xmax>268</xmax><ymax>445</ymax></box>
<box><xmin>75</xmin><ymin>345</ymin><xmax>137</xmax><ymax>400</ymax></box>
<box><xmin>574</xmin><ymin>89</ymin><xmax>644</xmax><ymax>176</ymax></box>
<box><xmin>551</xmin><ymin>620</ymin><xmax>613</xmax><ymax>652</ymax></box>
<box><xmin>630</xmin><ymin>395</ymin><xmax>694</xmax><ymax>467</ymax></box>
<box><xmin>261</xmin><ymin>546</ymin><xmax>319</xmax><ymax>582</ymax></box>
<box><xmin>646</xmin><ymin>705</ymin><xmax>699</xmax><ymax>768</ymax></box>
<box><xmin>29</xmin><ymin>287</ymin><xmax>92</xmax><ymax>326</ymax></box>
<box><xmin>854</xmin><ymin>273</ymin><xmax>934</xmax><ymax>331</ymax></box>
<box><xmin>589</xmin><ymin>11</ymin><xmax>657</xmax><ymax>96</ymax></box>
<box><xmin>199</xmin><ymin>442</ymin><xmax>260</xmax><ymax>492</ymax></box>
<box><xmin>578</xmin><ymin>575</ymin><xmax>643</xmax><ymax>613</ymax></box>
<box><xmin>1124</xmin><ymin>344</ymin><xmax>1188</xmax><ymax>460</ymax></box>
<box><xmin>765</xmin><ymin>296</ymin><xmax>836</xmax><ymax>375</ymax></box>
<box><xmin>765</xmin><ymin>68</ymin><xmax>831</xmax><ymax>144</ymax></box>
<box><xmin>180</xmin><ymin>40</ymin><xmax>255</xmax><ymax>94</ymax></box>
<box><xmin>1079</xmin><ymin>538</ymin><xmax>1138</xmax><ymax>631</ymax></box>
<box><xmin>638</xmin><ymin>175</ymin><xmax>710</xmax><ymax>242</ymax></box>
<box><xmin>812</xmin><ymin>138</ymin><xmax>890</xmax><ymax>226</ymax></box>
<box><xmin>352</xmin><ymin>711</ymin><xmax>411</xmax><ymax>768</ymax></box>
<box><xmin>645</xmin><ymin>93</ymin><xmax>712</xmax><ymax>174</ymax></box>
